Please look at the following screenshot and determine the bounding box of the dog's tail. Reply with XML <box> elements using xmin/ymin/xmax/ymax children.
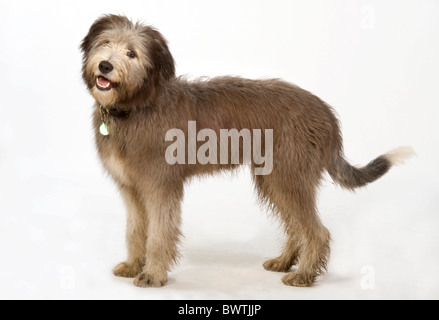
<box><xmin>327</xmin><ymin>146</ymin><xmax>414</xmax><ymax>191</ymax></box>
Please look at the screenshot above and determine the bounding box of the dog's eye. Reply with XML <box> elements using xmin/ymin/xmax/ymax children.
<box><xmin>127</xmin><ymin>50</ymin><xmax>136</xmax><ymax>59</ymax></box>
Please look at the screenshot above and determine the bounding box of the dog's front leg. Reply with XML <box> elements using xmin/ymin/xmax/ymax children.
<box><xmin>133</xmin><ymin>187</ymin><xmax>183</xmax><ymax>288</ymax></box>
<box><xmin>113</xmin><ymin>185</ymin><xmax>147</xmax><ymax>278</ymax></box>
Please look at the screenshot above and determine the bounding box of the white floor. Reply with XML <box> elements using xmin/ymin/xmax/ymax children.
<box><xmin>0</xmin><ymin>165</ymin><xmax>437</xmax><ymax>300</ymax></box>
<box><xmin>0</xmin><ymin>0</ymin><xmax>438</xmax><ymax>300</ymax></box>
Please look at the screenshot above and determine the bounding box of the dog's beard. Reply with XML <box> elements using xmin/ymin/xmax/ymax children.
<box><xmin>91</xmin><ymin>85</ymin><xmax>120</xmax><ymax>106</ymax></box>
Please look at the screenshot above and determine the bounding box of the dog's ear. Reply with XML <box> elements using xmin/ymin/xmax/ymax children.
<box><xmin>81</xmin><ymin>16</ymin><xmax>110</xmax><ymax>54</ymax></box>
<box><xmin>80</xmin><ymin>15</ymin><xmax>130</xmax><ymax>54</ymax></box>
<box><xmin>142</xmin><ymin>27</ymin><xmax>176</xmax><ymax>82</ymax></box>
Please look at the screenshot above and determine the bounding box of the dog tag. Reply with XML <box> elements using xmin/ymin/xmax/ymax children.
<box><xmin>99</xmin><ymin>122</ymin><xmax>109</xmax><ymax>136</ymax></box>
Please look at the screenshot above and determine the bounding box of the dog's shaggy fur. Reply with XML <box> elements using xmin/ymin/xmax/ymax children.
<box><xmin>81</xmin><ymin>15</ymin><xmax>413</xmax><ymax>287</ymax></box>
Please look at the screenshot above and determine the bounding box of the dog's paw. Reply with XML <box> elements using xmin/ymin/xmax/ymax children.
<box><xmin>113</xmin><ymin>262</ymin><xmax>142</xmax><ymax>278</ymax></box>
<box><xmin>281</xmin><ymin>272</ymin><xmax>315</xmax><ymax>287</ymax></box>
<box><xmin>263</xmin><ymin>257</ymin><xmax>293</xmax><ymax>272</ymax></box>
<box><xmin>133</xmin><ymin>272</ymin><xmax>167</xmax><ymax>288</ymax></box>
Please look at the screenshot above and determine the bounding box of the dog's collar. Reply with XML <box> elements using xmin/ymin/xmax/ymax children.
<box><xmin>99</xmin><ymin>104</ymin><xmax>130</xmax><ymax>136</ymax></box>
<box><xmin>100</xmin><ymin>104</ymin><xmax>130</xmax><ymax>119</ymax></box>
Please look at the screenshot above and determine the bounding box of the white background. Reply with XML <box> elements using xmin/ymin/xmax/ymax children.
<box><xmin>0</xmin><ymin>0</ymin><xmax>438</xmax><ymax>300</ymax></box>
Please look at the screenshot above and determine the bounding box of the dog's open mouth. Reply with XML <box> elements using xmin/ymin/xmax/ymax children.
<box><xmin>96</xmin><ymin>76</ymin><xmax>118</xmax><ymax>91</ymax></box>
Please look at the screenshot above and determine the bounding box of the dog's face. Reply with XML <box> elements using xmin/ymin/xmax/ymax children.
<box><xmin>81</xmin><ymin>15</ymin><xmax>175</xmax><ymax>106</ymax></box>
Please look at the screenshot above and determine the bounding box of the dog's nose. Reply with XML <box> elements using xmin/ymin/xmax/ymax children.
<box><xmin>99</xmin><ymin>61</ymin><xmax>113</xmax><ymax>74</ymax></box>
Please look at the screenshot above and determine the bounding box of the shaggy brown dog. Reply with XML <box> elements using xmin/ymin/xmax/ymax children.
<box><xmin>81</xmin><ymin>14</ymin><xmax>412</xmax><ymax>287</ymax></box>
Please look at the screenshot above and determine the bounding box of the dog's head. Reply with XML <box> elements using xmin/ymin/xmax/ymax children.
<box><xmin>80</xmin><ymin>15</ymin><xmax>175</xmax><ymax>107</ymax></box>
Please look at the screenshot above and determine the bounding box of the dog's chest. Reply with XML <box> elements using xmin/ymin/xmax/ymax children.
<box><xmin>102</xmin><ymin>151</ymin><xmax>129</xmax><ymax>185</ymax></box>
<box><xmin>94</xmin><ymin>112</ymin><xmax>130</xmax><ymax>185</ymax></box>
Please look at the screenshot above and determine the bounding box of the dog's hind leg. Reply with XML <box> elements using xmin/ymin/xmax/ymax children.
<box><xmin>113</xmin><ymin>185</ymin><xmax>148</xmax><ymax>278</ymax></box>
<box><xmin>254</xmin><ymin>173</ymin><xmax>301</xmax><ymax>273</ymax></box>
<box><xmin>254</xmin><ymin>169</ymin><xmax>330</xmax><ymax>287</ymax></box>
<box><xmin>280</xmin><ymin>183</ymin><xmax>331</xmax><ymax>287</ymax></box>
<box><xmin>263</xmin><ymin>230</ymin><xmax>301</xmax><ymax>273</ymax></box>
<box><xmin>282</xmin><ymin>220</ymin><xmax>330</xmax><ymax>287</ymax></box>
<box><xmin>133</xmin><ymin>185</ymin><xmax>183</xmax><ymax>288</ymax></box>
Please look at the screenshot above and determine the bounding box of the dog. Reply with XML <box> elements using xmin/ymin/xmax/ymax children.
<box><xmin>81</xmin><ymin>14</ymin><xmax>413</xmax><ymax>287</ymax></box>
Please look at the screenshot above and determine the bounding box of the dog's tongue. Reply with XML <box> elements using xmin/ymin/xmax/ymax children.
<box><xmin>98</xmin><ymin>76</ymin><xmax>111</xmax><ymax>87</ymax></box>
